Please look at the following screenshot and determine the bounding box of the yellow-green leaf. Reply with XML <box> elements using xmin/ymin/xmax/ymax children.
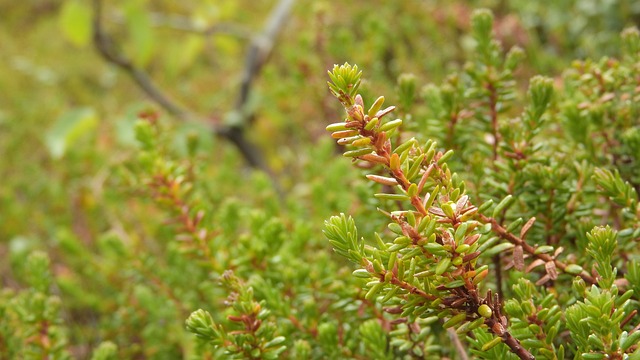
<box><xmin>125</xmin><ymin>3</ymin><xmax>156</xmax><ymax>67</ymax></box>
<box><xmin>45</xmin><ymin>107</ymin><xmax>99</xmax><ymax>159</ymax></box>
<box><xmin>59</xmin><ymin>0</ymin><xmax>92</xmax><ymax>47</ymax></box>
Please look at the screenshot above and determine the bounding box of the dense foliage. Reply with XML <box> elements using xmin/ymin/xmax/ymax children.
<box><xmin>1</xmin><ymin>1</ymin><xmax>639</xmax><ymax>359</ymax></box>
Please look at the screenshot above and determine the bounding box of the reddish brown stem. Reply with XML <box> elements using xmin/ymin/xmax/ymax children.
<box><xmin>485</xmin><ymin>318</ymin><xmax>534</xmax><ymax>360</ymax></box>
<box><xmin>478</xmin><ymin>214</ymin><xmax>597</xmax><ymax>285</ymax></box>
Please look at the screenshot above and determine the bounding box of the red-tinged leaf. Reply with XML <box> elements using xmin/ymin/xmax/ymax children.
<box><xmin>536</xmin><ymin>274</ymin><xmax>552</xmax><ymax>286</ymax></box>
<box><xmin>526</xmin><ymin>259</ymin><xmax>546</xmax><ymax>273</ymax></box>
<box><xmin>463</xmin><ymin>251</ymin><xmax>481</xmax><ymax>263</ymax></box>
<box><xmin>598</xmin><ymin>93</ymin><xmax>615</xmax><ymax>103</ymax></box>
<box><xmin>464</xmin><ymin>234</ymin><xmax>481</xmax><ymax>245</ymax></box>
<box><xmin>545</xmin><ymin>261</ymin><xmax>558</xmax><ymax>280</ymax></box>
<box><xmin>429</xmin><ymin>207</ymin><xmax>446</xmax><ymax>217</ymax></box>
<box><xmin>375</xmin><ymin>106</ymin><xmax>396</xmax><ymax>119</ymax></box>
<box><xmin>194</xmin><ymin>210</ymin><xmax>205</xmax><ymax>226</ymax></box>
<box><xmin>456</xmin><ymin>195</ymin><xmax>469</xmax><ymax>210</ymax></box>
<box><xmin>513</xmin><ymin>245</ymin><xmax>524</xmax><ymax>271</ymax></box>
<box><xmin>520</xmin><ymin>217</ymin><xmax>536</xmax><ymax>239</ymax></box>
<box><xmin>360</xmin><ymin>153</ymin><xmax>387</xmax><ymax>164</ymax></box>
<box><xmin>384</xmin><ymin>307</ymin><xmax>403</xmax><ymax>314</ymax></box>
<box><xmin>554</xmin><ymin>246</ymin><xmax>565</xmax><ymax>257</ymax></box>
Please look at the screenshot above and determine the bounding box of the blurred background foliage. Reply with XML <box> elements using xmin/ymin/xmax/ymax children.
<box><xmin>0</xmin><ymin>0</ymin><xmax>639</xmax><ymax>358</ymax></box>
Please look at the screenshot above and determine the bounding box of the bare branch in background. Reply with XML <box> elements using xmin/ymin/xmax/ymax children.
<box><xmin>448</xmin><ymin>328</ymin><xmax>470</xmax><ymax>360</ymax></box>
<box><xmin>236</xmin><ymin>0</ymin><xmax>295</xmax><ymax>116</ymax></box>
<box><xmin>92</xmin><ymin>0</ymin><xmax>190</xmax><ymax>118</ymax></box>
<box><xmin>91</xmin><ymin>0</ymin><xmax>296</xmax><ymax>197</ymax></box>
<box><xmin>220</xmin><ymin>0</ymin><xmax>295</xmax><ymax>197</ymax></box>
<box><xmin>148</xmin><ymin>13</ymin><xmax>254</xmax><ymax>39</ymax></box>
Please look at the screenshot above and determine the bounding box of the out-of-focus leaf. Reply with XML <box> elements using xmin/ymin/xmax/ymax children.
<box><xmin>125</xmin><ymin>3</ymin><xmax>156</xmax><ymax>67</ymax></box>
<box><xmin>114</xmin><ymin>103</ymin><xmax>149</xmax><ymax>147</ymax></box>
<box><xmin>59</xmin><ymin>0</ymin><xmax>92</xmax><ymax>47</ymax></box>
<box><xmin>46</xmin><ymin>107</ymin><xmax>98</xmax><ymax>159</ymax></box>
<box><xmin>166</xmin><ymin>35</ymin><xmax>204</xmax><ymax>78</ymax></box>
<box><xmin>180</xmin><ymin>35</ymin><xmax>205</xmax><ymax>71</ymax></box>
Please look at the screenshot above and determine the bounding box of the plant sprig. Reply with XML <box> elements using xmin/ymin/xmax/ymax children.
<box><xmin>324</xmin><ymin>63</ymin><xmax>537</xmax><ymax>359</ymax></box>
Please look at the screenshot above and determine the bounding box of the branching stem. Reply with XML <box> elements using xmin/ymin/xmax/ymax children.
<box><xmin>91</xmin><ymin>0</ymin><xmax>292</xmax><ymax>196</ymax></box>
<box><xmin>478</xmin><ymin>214</ymin><xmax>597</xmax><ymax>285</ymax></box>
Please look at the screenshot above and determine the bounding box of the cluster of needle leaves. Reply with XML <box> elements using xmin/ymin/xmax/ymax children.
<box><xmin>323</xmin><ymin>9</ymin><xmax>640</xmax><ymax>359</ymax></box>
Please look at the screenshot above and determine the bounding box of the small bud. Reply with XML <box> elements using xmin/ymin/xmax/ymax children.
<box><xmin>572</xmin><ymin>277</ymin><xmax>587</xmax><ymax>296</ymax></box>
<box><xmin>478</xmin><ymin>304</ymin><xmax>492</xmax><ymax>318</ymax></box>
<box><xmin>364</xmin><ymin>117</ymin><xmax>379</xmax><ymax>130</ymax></box>
<box><xmin>505</xmin><ymin>46</ymin><xmax>525</xmax><ymax>71</ymax></box>
<box><xmin>389</xmin><ymin>153</ymin><xmax>400</xmax><ymax>171</ymax></box>
<box><xmin>521</xmin><ymin>301</ymin><xmax>535</xmax><ymax>316</ymax></box>
<box><xmin>348</xmin><ymin>105</ymin><xmax>364</xmax><ymax>122</ymax></box>
<box><xmin>471</xmin><ymin>9</ymin><xmax>494</xmax><ymax>42</ymax></box>
<box><xmin>186</xmin><ymin>309</ymin><xmax>217</xmax><ymax>340</ymax></box>
<box><xmin>529</xmin><ymin>76</ymin><xmax>554</xmax><ymax>120</ymax></box>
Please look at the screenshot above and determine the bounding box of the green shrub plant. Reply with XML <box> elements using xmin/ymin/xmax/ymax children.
<box><xmin>1</xmin><ymin>6</ymin><xmax>639</xmax><ymax>360</ymax></box>
<box><xmin>320</xmin><ymin>10</ymin><xmax>640</xmax><ymax>359</ymax></box>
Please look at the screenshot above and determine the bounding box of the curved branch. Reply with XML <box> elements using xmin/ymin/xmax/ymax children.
<box><xmin>478</xmin><ymin>214</ymin><xmax>597</xmax><ymax>285</ymax></box>
<box><xmin>92</xmin><ymin>0</ymin><xmax>190</xmax><ymax>118</ymax></box>
<box><xmin>147</xmin><ymin>14</ymin><xmax>253</xmax><ymax>39</ymax></box>
<box><xmin>235</xmin><ymin>0</ymin><xmax>295</xmax><ymax>114</ymax></box>
<box><xmin>91</xmin><ymin>0</ymin><xmax>290</xmax><ymax>196</ymax></box>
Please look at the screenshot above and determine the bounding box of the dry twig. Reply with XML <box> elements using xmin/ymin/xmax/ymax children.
<box><xmin>91</xmin><ymin>0</ymin><xmax>295</xmax><ymax>196</ymax></box>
